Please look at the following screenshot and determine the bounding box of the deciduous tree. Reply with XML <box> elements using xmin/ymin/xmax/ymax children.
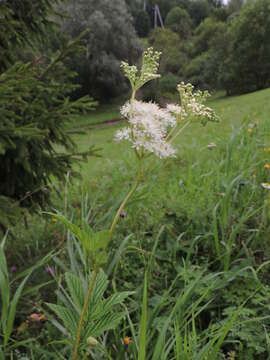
<box><xmin>61</xmin><ymin>0</ymin><xmax>141</xmax><ymax>100</ymax></box>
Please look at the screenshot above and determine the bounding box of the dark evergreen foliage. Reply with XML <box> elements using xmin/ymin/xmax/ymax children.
<box><xmin>0</xmin><ymin>0</ymin><xmax>62</xmax><ymax>71</ymax></box>
<box><xmin>0</xmin><ymin>1</ymin><xmax>97</xmax><ymax>229</ymax></box>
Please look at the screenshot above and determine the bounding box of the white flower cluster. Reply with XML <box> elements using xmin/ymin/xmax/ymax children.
<box><xmin>115</xmin><ymin>100</ymin><xmax>176</xmax><ymax>159</ymax></box>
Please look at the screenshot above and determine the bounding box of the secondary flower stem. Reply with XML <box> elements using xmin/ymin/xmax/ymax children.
<box><xmin>109</xmin><ymin>159</ymin><xmax>142</xmax><ymax>239</ymax></box>
<box><xmin>129</xmin><ymin>90</ymin><xmax>141</xmax><ymax>160</ymax></box>
<box><xmin>73</xmin><ymin>263</ymin><xmax>97</xmax><ymax>360</ymax></box>
<box><xmin>166</xmin><ymin>123</ymin><xmax>178</xmax><ymax>141</ymax></box>
<box><xmin>169</xmin><ymin>120</ymin><xmax>191</xmax><ymax>144</ymax></box>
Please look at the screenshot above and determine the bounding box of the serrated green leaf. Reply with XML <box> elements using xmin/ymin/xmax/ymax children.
<box><xmin>47</xmin><ymin>303</ymin><xmax>78</xmax><ymax>338</ymax></box>
<box><xmin>65</xmin><ymin>272</ymin><xmax>84</xmax><ymax>310</ymax></box>
<box><xmin>93</xmin><ymin>230</ymin><xmax>110</xmax><ymax>249</ymax></box>
<box><xmin>47</xmin><ymin>213</ymin><xmax>109</xmax><ymax>256</ymax></box>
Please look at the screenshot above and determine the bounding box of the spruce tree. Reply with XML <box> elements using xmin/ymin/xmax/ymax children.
<box><xmin>0</xmin><ymin>1</ymin><xmax>97</xmax><ymax>230</ymax></box>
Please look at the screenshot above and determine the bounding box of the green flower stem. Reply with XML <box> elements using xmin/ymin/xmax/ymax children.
<box><xmin>129</xmin><ymin>90</ymin><xmax>141</xmax><ymax>160</ymax></box>
<box><xmin>108</xmin><ymin>158</ymin><xmax>142</xmax><ymax>242</ymax></box>
<box><xmin>168</xmin><ymin>120</ymin><xmax>191</xmax><ymax>144</ymax></box>
<box><xmin>73</xmin><ymin>263</ymin><xmax>97</xmax><ymax>360</ymax></box>
<box><xmin>107</xmin><ymin>89</ymin><xmax>143</xmax><ymax>245</ymax></box>
<box><xmin>165</xmin><ymin>123</ymin><xmax>178</xmax><ymax>141</ymax></box>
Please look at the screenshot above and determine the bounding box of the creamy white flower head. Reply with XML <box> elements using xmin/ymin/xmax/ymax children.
<box><xmin>116</xmin><ymin>100</ymin><xmax>176</xmax><ymax>159</ymax></box>
<box><xmin>261</xmin><ymin>182</ymin><xmax>270</xmax><ymax>190</ymax></box>
<box><xmin>166</xmin><ymin>104</ymin><xmax>181</xmax><ymax>114</ymax></box>
<box><xmin>207</xmin><ymin>142</ymin><xmax>217</xmax><ymax>150</ymax></box>
<box><xmin>187</xmin><ymin>99</ymin><xmax>216</xmax><ymax>120</ymax></box>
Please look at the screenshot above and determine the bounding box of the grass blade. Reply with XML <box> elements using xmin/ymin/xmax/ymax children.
<box><xmin>138</xmin><ymin>272</ymin><xmax>148</xmax><ymax>360</ymax></box>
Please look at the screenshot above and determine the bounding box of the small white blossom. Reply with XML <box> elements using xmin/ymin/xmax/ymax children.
<box><xmin>261</xmin><ymin>182</ymin><xmax>270</xmax><ymax>190</ymax></box>
<box><xmin>166</xmin><ymin>104</ymin><xmax>181</xmax><ymax>114</ymax></box>
<box><xmin>115</xmin><ymin>127</ymin><xmax>131</xmax><ymax>141</ymax></box>
<box><xmin>207</xmin><ymin>142</ymin><xmax>217</xmax><ymax>150</ymax></box>
<box><xmin>87</xmin><ymin>336</ymin><xmax>98</xmax><ymax>347</ymax></box>
<box><xmin>115</xmin><ymin>100</ymin><xmax>176</xmax><ymax>159</ymax></box>
<box><xmin>166</xmin><ymin>104</ymin><xmax>187</xmax><ymax>119</ymax></box>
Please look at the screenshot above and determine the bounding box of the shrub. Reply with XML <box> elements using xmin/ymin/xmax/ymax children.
<box><xmin>149</xmin><ymin>28</ymin><xmax>188</xmax><ymax>75</ymax></box>
<box><xmin>165</xmin><ymin>6</ymin><xmax>193</xmax><ymax>39</ymax></box>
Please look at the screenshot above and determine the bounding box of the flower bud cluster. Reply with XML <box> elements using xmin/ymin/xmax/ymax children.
<box><xmin>177</xmin><ymin>82</ymin><xmax>218</xmax><ymax>123</ymax></box>
<box><xmin>121</xmin><ymin>62</ymin><xmax>138</xmax><ymax>89</ymax></box>
<box><xmin>121</xmin><ymin>47</ymin><xmax>161</xmax><ymax>91</ymax></box>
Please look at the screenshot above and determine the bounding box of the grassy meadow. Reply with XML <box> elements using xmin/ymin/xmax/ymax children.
<box><xmin>75</xmin><ymin>88</ymin><xmax>270</xmax><ymax>175</ymax></box>
<box><xmin>4</xmin><ymin>88</ymin><xmax>270</xmax><ymax>359</ymax></box>
<box><xmin>3</xmin><ymin>0</ymin><xmax>270</xmax><ymax>357</ymax></box>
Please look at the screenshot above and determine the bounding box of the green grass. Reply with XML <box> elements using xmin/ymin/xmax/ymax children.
<box><xmin>6</xmin><ymin>87</ymin><xmax>270</xmax><ymax>359</ymax></box>
<box><xmin>69</xmin><ymin>88</ymin><xmax>270</xmax><ymax>274</ymax></box>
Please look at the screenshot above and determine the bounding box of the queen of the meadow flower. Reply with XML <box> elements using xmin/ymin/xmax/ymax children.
<box><xmin>177</xmin><ymin>82</ymin><xmax>218</xmax><ymax>123</ymax></box>
<box><xmin>111</xmin><ymin>48</ymin><xmax>218</xmax><ymax>238</ymax></box>
<box><xmin>116</xmin><ymin>49</ymin><xmax>218</xmax><ymax>162</ymax></box>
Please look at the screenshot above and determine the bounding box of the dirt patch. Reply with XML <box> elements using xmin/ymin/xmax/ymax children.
<box><xmin>89</xmin><ymin>118</ymin><xmax>123</xmax><ymax>128</ymax></box>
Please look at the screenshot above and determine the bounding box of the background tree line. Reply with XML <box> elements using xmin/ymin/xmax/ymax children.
<box><xmin>126</xmin><ymin>0</ymin><xmax>270</xmax><ymax>97</ymax></box>
<box><xmin>52</xmin><ymin>0</ymin><xmax>270</xmax><ymax>100</ymax></box>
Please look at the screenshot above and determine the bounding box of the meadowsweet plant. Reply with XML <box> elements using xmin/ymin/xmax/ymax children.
<box><xmin>48</xmin><ymin>48</ymin><xmax>218</xmax><ymax>359</ymax></box>
<box><xmin>114</xmin><ymin>50</ymin><xmax>218</xmax><ymax>232</ymax></box>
